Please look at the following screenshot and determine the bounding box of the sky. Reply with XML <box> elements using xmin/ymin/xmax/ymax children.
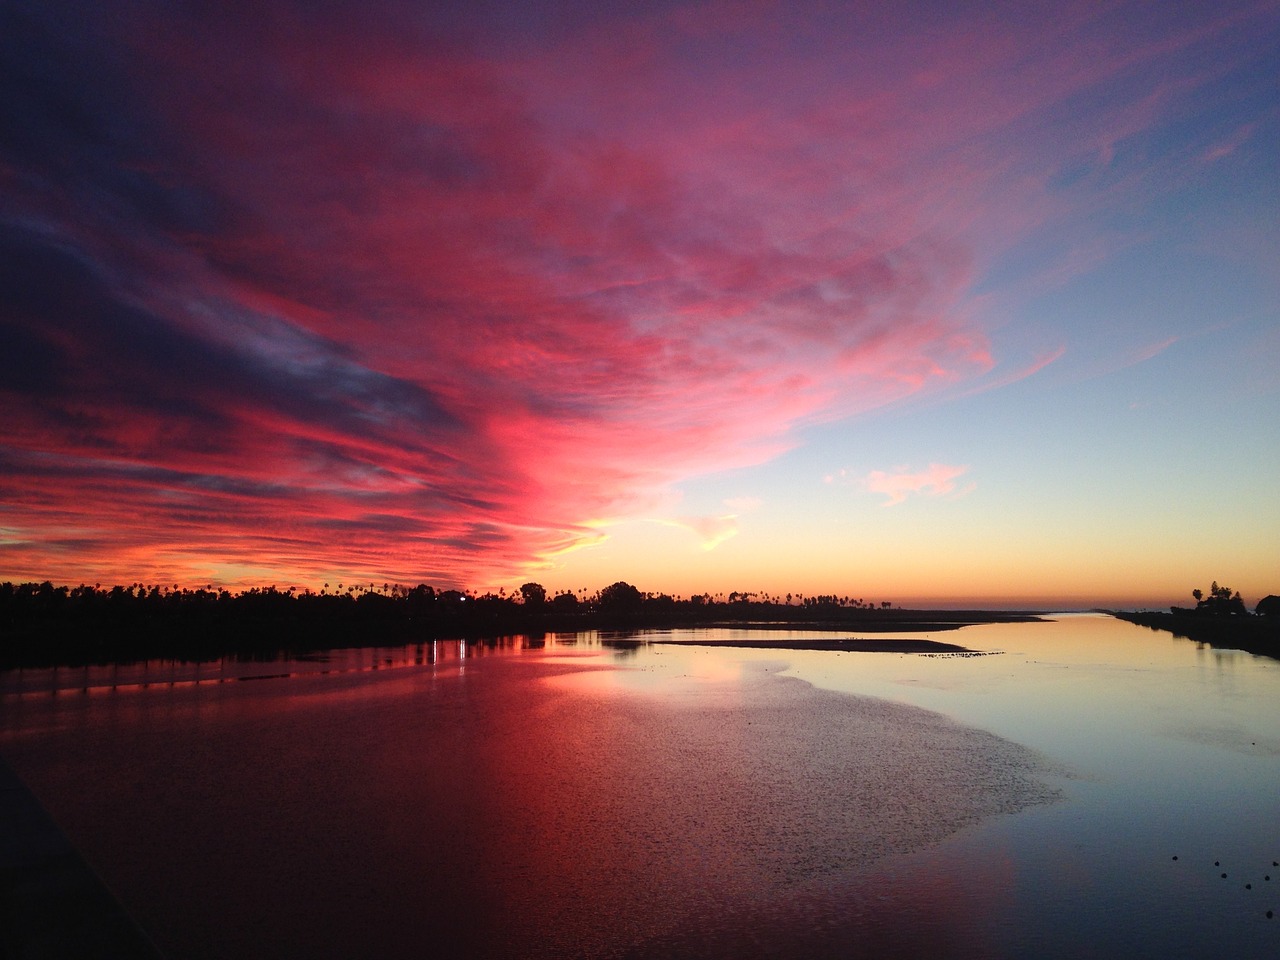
<box><xmin>2</xmin><ymin>0</ymin><xmax>1278</xmax><ymax>609</ymax></box>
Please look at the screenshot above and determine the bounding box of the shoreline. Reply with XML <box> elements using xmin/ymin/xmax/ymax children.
<box><xmin>1111</xmin><ymin>611</ymin><xmax>1280</xmax><ymax>658</ymax></box>
<box><xmin>1</xmin><ymin>602</ymin><xmax>1043</xmax><ymax>669</ymax></box>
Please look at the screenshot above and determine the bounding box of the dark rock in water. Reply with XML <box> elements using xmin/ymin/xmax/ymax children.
<box><xmin>1221</xmin><ymin>873</ymin><xmax>1228</xmax><ymax>879</ymax></box>
<box><xmin>1172</xmin><ymin>855</ymin><xmax>1178</xmax><ymax>861</ymax></box>
<box><xmin>1245</xmin><ymin>883</ymin><xmax>1252</xmax><ymax>889</ymax></box>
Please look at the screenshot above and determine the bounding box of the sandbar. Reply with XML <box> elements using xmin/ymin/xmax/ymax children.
<box><xmin>650</xmin><ymin>636</ymin><xmax>974</xmax><ymax>653</ymax></box>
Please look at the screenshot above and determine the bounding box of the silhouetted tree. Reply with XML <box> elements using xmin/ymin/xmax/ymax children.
<box><xmin>519</xmin><ymin>582</ymin><xmax>547</xmax><ymax>607</ymax></box>
<box><xmin>596</xmin><ymin>581</ymin><xmax>643</xmax><ymax>611</ymax></box>
<box><xmin>1189</xmin><ymin>581</ymin><xmax>1248</xmax><ymax>616</ymax></box>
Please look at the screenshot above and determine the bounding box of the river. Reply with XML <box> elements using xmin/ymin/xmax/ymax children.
<box><xmin>2</xmin><ymin>614</ymin><xmax>1277</xmax><ymax>958</ymax></box>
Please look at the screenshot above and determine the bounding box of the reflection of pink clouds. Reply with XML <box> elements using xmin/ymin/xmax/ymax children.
<box><xmin>864</xmin><ymin>464</ymin><xmax>972</xmax><ymax>507</ymax></box>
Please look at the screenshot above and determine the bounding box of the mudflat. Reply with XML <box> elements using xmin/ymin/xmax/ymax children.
<box><xmin>650</xmin><ymin>636</ymin><xmax>973</xmax><ymax>653</ymax></box>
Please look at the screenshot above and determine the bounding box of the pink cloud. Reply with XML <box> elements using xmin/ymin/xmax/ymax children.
<box><xmin>1</xmin><ymin>2</ymin><xmax>1267</xmax><ymax>589</ymax></box>
<box><xmin>963</xmin><ymin>346</ymin><xmax>1067</xmax><ymax>397</ymax></box>
<box><xmin>863</xmin><ymin>464</ymin><xmax>973</xmax><ymax>507</ymax></box>
<box><xmin>1200</xmin><ymin>123</ymin><xmax>1258</xmax><ymax>165</ymax></box>
<box><xmin>1131</xmin><ymin>336</ymin><xmax>1180</xmax><ymax>364</ymax></box>
<box><xmin>659</xmin><ymin>516</ymin><xmax>741</xmax><ymax>552</ymax></box>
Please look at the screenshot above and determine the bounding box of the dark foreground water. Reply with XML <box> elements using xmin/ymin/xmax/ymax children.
<box><xmin>2</xmin><ymin>615</ymin><xmax>1278</xmax><ymax>958</ymax></box>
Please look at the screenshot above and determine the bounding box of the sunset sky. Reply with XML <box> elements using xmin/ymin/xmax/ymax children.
<box><xmin>2</xmin><ymin>1</ymin><xmax>1277</xmax><ymax>608</ymax></box>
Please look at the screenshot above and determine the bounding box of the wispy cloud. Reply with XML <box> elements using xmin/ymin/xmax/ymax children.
<box><xmin>964</xmin><ymin>346</ymin><xmax>1067</xmax><ymax>397</ymax></box>
<box><xmin>1200</xmin><ymin>123</ymin><xmax>1257</xmax><ymax>165</ymax></box>
<box><xmin>860</xmin><ymin>464</ymin><xmax>973</xmax><ymax>507</ymax></box>
<box><xmin>666</xmin><ymin>515</ymin><xmax>742</xmax><ymax>551</ymax></box>
<box><xmin>657</xmin><ymin>498</ymin><xmax>760</xmax><ymax>551</ymax></box>
<box><xmin>722</xmin><ymin>496</ymin><xmax>764</xmax><ymax>514</ymax></box>
<box><xmin>1131</xmin><ymin>336</ymin><xmax>1180</xmax><ymax>364</ymax></box>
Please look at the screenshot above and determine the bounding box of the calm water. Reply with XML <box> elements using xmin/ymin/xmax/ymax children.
<box><xmin>2</xmin><ymin>615</ymin><xmax>1278</xmax><ymax>958</ymax></box>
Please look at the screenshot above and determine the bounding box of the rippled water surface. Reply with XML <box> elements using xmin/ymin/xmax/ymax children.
<box><xmin>2</xmin><ymin>615</ymin><xmax>1278</xmax><ymax>958</ymax></box>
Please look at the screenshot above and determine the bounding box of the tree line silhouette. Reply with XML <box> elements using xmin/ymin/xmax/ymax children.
<box><xmin>0</xmin><ymin>579</ymin><xmax>1033</xmax><ymax>668</ymax></box>
<box><xmin>1111</xmin><ymin>581</ymin><xmax>1280</xmax><ymax>659</ymax></box>
<box><xmin>1180</xmin><ymin>581</ymin><xmax>1249</xmax><ymax>616</ymax></box>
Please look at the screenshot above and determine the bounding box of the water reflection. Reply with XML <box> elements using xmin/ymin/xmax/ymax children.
<box><xmin>2</xmin><ymin>616</ymin><xmax>1279</xmax><ymax>958</ymax></box>
<box><xmin>0</xmin><ymin>635</ymin><xmax>575</xmax><ymax>699</ymax></box>
<box><xmin>4</xmin><ymin>630</ymin><xmax>818</xmax><ymax>699</ymax></box>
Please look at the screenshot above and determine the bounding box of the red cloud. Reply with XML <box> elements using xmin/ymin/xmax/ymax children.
<box><xmin>1</xmin><ymin>1</ymin><xmax>1266</xmax><ymax>588</ymax></box>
